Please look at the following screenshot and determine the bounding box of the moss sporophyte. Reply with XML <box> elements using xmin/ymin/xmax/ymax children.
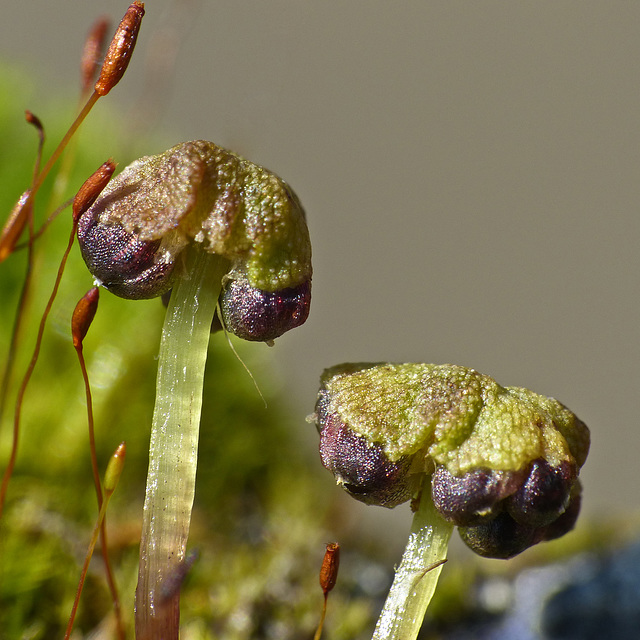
<box><xmin>312</xmin><ymin>362</ymin><xmax>590</xmax><ymax>639</ymax></box>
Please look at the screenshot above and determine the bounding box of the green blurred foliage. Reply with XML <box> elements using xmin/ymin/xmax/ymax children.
<box><xmin>0</xmin><ymin>64</ymin><xmax>376</xmax><ymax>639</ymax></box>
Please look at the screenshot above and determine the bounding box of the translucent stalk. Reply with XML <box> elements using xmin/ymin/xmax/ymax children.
<box><xmin>135</xmin><ymin>244</ymin><xmax>228</xmax><ymax>639</ymax></box>
<box><xmin>372</xmin><ymin>479</ymin><xmax>454</xmax><ymax>640</ymax></box>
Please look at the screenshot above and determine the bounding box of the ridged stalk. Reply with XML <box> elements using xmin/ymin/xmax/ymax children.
<box><xmin>135</xmin><ymin>244</ymin><xmax>228</xmax><ymax>639</ymax></box>
<box><xmin>372</xmin><ymin>479</ymin><xmax>454</xmax><ymax>640</ymax></box>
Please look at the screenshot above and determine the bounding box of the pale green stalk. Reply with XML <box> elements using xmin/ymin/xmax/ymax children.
<box><xmin>135</xmin><ymin>244</ymin><xmax>228</xmax><ymax>640</ymax></box>
<box><xmin>372</xmin><ymin>479</ymin><xmax>454</xmax><ymax>640</ymax></box>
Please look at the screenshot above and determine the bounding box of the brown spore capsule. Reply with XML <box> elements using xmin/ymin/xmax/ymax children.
<box><xmin>72</xmin><ymin>287</ymin><xmax>100</xmax><ymax>349</ymax></box>
<box><xmin>73</xmin><ymin>160</ymin><xmax>116</xmax><ymax>224</ymax></box>
<box><xmin>0</xmin><ymin>191</ymin><xmax>31</xmax><ymax>260</ymax></box>
<box><xmin>24</xmin><ymin>110</ymin><xmax>44</xmax><ymax>133</ymax></box>
<box><xmin>219</xmin><ymin>277</ymin><xmax>311</xmax><ymax>342</ymax></box>
<box><xmin>81</xmin><ymin>17</ymin><xmax>110</xmax><ymax>93</ymax></box>
<box><xmin>94</xmin><ymin>1</ymin><xmax>145</xmax><ymax>96</ymax></box>
<box><xmin>316</xmin><ymin>391</ymin><xmax>418</xmax><ymax>508</ymax></box>
<box><xmin>319</xmin><ymin>542</ymin><xmax>340</xmax><ymax>596</ymax></box>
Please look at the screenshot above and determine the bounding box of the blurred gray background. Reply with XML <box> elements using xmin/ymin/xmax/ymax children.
<box><xmin>3</xmin><ymin>2</ymin><xmax>639</xmax><ymax>545</ymax></box>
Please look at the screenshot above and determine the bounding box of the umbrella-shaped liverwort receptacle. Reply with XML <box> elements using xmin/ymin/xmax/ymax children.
<box><xmin>312</xmin><ymin>362</ymin><xmax>590</xmax><ymax>639</ymax></box>
<box><xmin>77</xmin><ymin>139</ymin><xmax>311</xmax><ymax>341</ymax></box>
<box><xmin>75</xmin><ymin>140</ymin><xmax>312</xmax><ymax>636</ymax></box>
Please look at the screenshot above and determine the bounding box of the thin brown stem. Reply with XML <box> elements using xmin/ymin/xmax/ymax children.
<box><xmin>34</xmin><ymin>91</ymin><xmax>101</xmax><ymax>200</ymax></box>
<box><xmin>64</xmin><ymin>496</ymin><xmax>111</xmax><ymax>640</ymax></box>
<box><xmin>0</xmin><ymin>91</ymin><xmax>99</xmax><ymax>262</ymax></box>
<box><xmin>313</xmin><ymin>596</ymin><xmax>329</xmax><ymax>640</ymax></box>
<box><xmin>0</xmin><ymin>109</ymin><xmax>44</xmax><ymax>430</ymax></box>
<box><xmin>0</xmin><ymin>221</ymin><xmax>77</xmax><ymax>517</ymax></box>
<box><xmin>0</xmin><ymin>196</ymin><xmax>33</xmax><ymax>435</ymax></box>
<box><xmin>13</xmin><ymin>198</ymin><xmax>74</xmax><ymax>251</ymax></box>
<box><xmin>76</xmin><ymin>344</ymin><xmax>102</xmax><ymax>505</ymax></box>
<box><xmin>64</xmin><ymin>443</ymin><xmax>126</xmax><ymax>640</ymax></box>
<box><xmin>74</xmin><ymin>337</ymin><xmax>124</xmax><ymax>639</ymax></box>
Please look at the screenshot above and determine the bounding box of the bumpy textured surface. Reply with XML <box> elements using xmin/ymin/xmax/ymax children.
<box><xmin>316</xmin><ymin>363</ymin><xmax>588</xmax><ymax>473</ymax></box>
<box><xmin>314</xmin><ymin>362</ymin><xmax>590</xmax><ymax>557</ymax></box>
<box><xmin>79</xmin><ymin>141</ymin><xmax>311</xmax><ymax>292</ymax></box>
<box><xmin>316</xmin><ymin>388</ymin><xmax>419</xmax><ymax>507</ymax></box>
<box><xmin>76</xmin><ymin>141</ymin><xmax>312</xmax><ymax>337</ymax></box>
<box><xmin>77</xmin><ymin>210</ymin><xmax>174</xmax><ymax>299</ymax></box>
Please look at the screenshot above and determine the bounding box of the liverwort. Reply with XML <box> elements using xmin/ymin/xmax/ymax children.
<box><xmin>75</xmin><ymin>140</ymin><xmax>312</xmax><ymax>638</ymax></box>
<box><xmin>312</xmin><ymin>362</ymin><xmax>590</xmax><ymax>640</ymax></box>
